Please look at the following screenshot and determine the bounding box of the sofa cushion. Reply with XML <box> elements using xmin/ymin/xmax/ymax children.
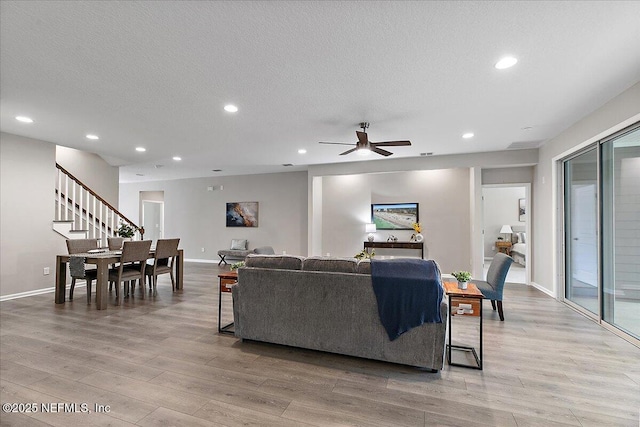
<box><xmin>356</xmin><ymin>259</ymin><xmax>371</xmax><ymax>275</ymax></box>
<box><xmin>230</xmin><ymin>239</ymin><xmax>248</xmax><ymax>250</ymax></box>
<box><xmin>245</xmin><ymin>254</ymin><xmax>304</xmax><ymax>270</ymax></box>
<box><xmin>303</xmin><ymin>257</ymin><xmax>358</xmax><ymax>273</ymax></box>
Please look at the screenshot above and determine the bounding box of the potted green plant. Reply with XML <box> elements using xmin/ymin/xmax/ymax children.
<box><xmin>230</xmin><ymin>261</ymin><xmax>245</xmax><ymax>271</ymax></box>
<box><xmin>451</xmin><ymin>271</ymin><xmax>472</xmax><ymax>290</ymax></box>
<box><xmin>354</xmin><ymin>249</ymin><xmax>375</xmax><ymax>260</ymax></box>
<box><xmin>116</xmin><ymin>221</ymin><xmax>136</xmax><ymax>239</ymax></box>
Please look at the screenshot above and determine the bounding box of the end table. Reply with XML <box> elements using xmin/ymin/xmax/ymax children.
<box><xmin>444</xmin><ymin>281</ymin><xmax>484</xmax><ymax>370</ymax></box>
<box><xmin>218</xmin><ymin>271</ymin><xmax>238</xmax><ymax>334</ymax></box>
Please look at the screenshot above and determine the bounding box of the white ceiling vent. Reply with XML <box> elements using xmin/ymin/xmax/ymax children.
<box><xmin>507</xmin><ymin>141</ymin><xmax>543</xmax><ymax>150</ymax></box>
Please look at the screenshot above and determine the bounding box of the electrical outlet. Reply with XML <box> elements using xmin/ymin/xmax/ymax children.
<box><xmin>43</xmin><ymin>267</ymin><xmax>50</xmax><ymax>275</ymax></box>
<box><xmin>201</xmin><ymin>247</ymin><xmax>205</xmax><ymax>252</ymax></box>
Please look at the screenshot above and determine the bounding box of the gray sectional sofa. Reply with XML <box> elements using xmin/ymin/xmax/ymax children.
<box><xmin>232</xmin><ymin>254</ymin><xmax>448</xmax><ymax>371</ymax></box>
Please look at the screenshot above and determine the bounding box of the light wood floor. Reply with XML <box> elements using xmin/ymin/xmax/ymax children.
<box><xmin>1</xmin><ymin>262</ymin><xmax>639</xmax><ymax>426</ymax></box>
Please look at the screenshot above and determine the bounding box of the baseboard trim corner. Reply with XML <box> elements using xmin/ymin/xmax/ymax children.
<box><xmin>530</xmin><ymin>281</ymin><xmax>555</xmax><ymax>298</ymax></box>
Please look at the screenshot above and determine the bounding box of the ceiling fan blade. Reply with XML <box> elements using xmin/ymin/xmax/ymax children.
<box><xmin>356</xmin><ymin>131</ymin><xmax>369</xmax><ymax>144</ymax></box>
<box><xmin>372</xmin><ymin>140</ymin><xmax>412</xmax><ymax>147</ymax></box>
<box><xmin>339</xmin><ymin>147</ymin><xmax>359</xmax><ymax>156</ymax></box>
<box><xmin>371</xmin><ymin>147</ymin><xmax>393</xmax><ymax>157</ymax></box>
<box><xmin>319</xmin><ymin>142</ymin><xmax>356</xmax><ymax>146</ymax></box>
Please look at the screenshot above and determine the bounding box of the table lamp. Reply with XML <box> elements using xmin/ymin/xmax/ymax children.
<box><xmin>500</xmin><ymin>224</ymin><xmax>513</xmax><ymax>241</ymax></box>
<box><xmin>365</xmin><ymin>223</ymin><xmax>377</xmax><ymax>242</ymax></box>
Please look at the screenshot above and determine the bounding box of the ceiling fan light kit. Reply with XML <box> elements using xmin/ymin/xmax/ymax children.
<box><xmin>319</xmin><ymin>122</ymin><xmax>411</xmax><ymax>157</ymax></box>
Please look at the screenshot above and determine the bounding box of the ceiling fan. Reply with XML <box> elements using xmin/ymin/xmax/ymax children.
<box><xmin>319</xmin><ymin>122</ymin><xmax>411</xmax><ymax>157</ymax></box>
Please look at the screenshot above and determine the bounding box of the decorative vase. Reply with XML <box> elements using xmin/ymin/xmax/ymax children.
<box><xmin>458</xmin><ymin>280</ymin><xmax>468</xmax><ymax>290</ymax></box>
<box><xmin>415</xmin><ymin>233</ymin><xmax>424</xmax><ymax>242</ymax></box>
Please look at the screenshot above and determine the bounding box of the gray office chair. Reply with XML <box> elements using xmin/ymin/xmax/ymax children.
<box><xmin>470</xmin><ymin>252</ymin><xmax>514</xmax><ymax>321</ymax></box>
<box><xmin>66</xmin><ymin>238</ymin><xmax>99</xmax><ymax>303</ymax></box>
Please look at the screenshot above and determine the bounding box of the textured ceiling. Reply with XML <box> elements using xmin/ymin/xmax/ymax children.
<box><xmin>1</xmin><ymin>1</ymin><xmax>639</xmax><ymax>182</ymax></box>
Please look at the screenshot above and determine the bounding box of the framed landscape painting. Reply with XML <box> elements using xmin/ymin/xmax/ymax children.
<box><xmin>226</xmin><ymin>202</ymin><xmax>259</xmax><ymax>227</ymax></box>
<box><xmin>371</xmin><ymin>202</ymin><xmax>418</xmax><ymax>230</ymax></box>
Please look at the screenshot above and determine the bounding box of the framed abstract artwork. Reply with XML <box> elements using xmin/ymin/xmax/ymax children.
<box><xmin>226</xmin><ymin>202</ymin><xmax>259</xmax><ymax>227</ymax></box>
<box><xmin>519</xmin><ymin>198</ymin><xmax>526</xmax><ymax>222</ymax></box>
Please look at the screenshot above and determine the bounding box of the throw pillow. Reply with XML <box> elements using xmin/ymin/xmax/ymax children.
<box><xmin>230</xmin><ymin>239</ymin><xmax>247</xmax><ymax>250</ymax></box>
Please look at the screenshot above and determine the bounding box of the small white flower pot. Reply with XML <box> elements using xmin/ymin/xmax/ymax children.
<box><xmin>458</xmin><ymin>280</ymin><xmax>468</xmax><ymax>290</ymax></box>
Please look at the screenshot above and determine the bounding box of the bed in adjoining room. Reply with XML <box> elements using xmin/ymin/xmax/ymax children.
<box><xmin>511</xmin><ymin>226</ymin><xmax>526</xmax><ymax>267</ymax></box>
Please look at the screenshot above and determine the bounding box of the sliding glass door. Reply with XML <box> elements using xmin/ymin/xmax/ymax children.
<box><xmin>564</xmin><ymin>148</ymin><xmax>599</xmax><ymax>315</ymax></box>
<box><xmin>602</xmin><ymin>127</ymin><xmax>640</xmax><ymax>339</ymax></box>
<box><xmin>563</xmin><ymin>123</ymin><xmax>640</xmax><ymax>342</ymax></box>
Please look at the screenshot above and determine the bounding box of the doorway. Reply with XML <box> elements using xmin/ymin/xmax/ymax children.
<box><xmin>142</xmin><ymin>200</ymin><xmax>164</xmax><ymax>244</ymax></box>
<box><xmin>482</xmin><ymin>184</ymin><xmax>530</xmax><ymax>284</ymax></box>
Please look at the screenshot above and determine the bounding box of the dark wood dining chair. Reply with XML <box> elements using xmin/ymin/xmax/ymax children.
<box><xmin>66</xmin><ymin>238</ymin><xmax>99</xmax><ymax>303</ymax></box>
<box><xmin>108</xmin><ymin>240</ymin><xmax>152</xmax><ymax>305</ymax></box>
<box><xmin>145</xmin><ymin>238</ymin><xmax>180</xmax><ymax>295</ymax></box>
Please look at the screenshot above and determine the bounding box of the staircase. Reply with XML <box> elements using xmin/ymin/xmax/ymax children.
<box><xmin>53</xmin><ymin>163</ymin><xmax>143</xmax><ymax>245</ymax></box>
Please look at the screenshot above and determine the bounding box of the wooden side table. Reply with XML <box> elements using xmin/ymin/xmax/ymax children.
<box><xmin>443</xmin><ymin>281</ymin><xmax>484</xmax><ymax>370</ymax></box>
<box><xmin>218</xmin><ymin>271</ymin><xmax>238</xmax><ymax>334</ymax></box>
<box><xmin>495</xmin><ymin>240</ymin><xmax>512</xmax><ymax>255</ymax></box>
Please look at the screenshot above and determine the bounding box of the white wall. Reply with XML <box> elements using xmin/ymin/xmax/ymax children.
<box><xmin>1</xmin><ymin>133</ymin><xmax>67</xmax><ymax>296</ymax></box>
<box><xmin>534</xmin><ymin>82</ymin><xmax>640</xmax><ymax>295</ymax></box>
<box><xmin>119</xmin><ymin>171</ymin><xmax>308</xmax><ymax>261</ymax></box>
<box><xmin>483</xmin><ymin>187</ymin><xmax>525</xmax><ymax>257</ymax></box>
<box><xmin>56</xmin><ymin>145</ymin><xmax>120</xmax><ymax>207</ymax></box>
<box><xmin>1</xmin><ymin>133</ymin><xmax>126</xmax><ymax>298</ymax></box>
<box><xmin>309</xmin><ymin>148</ymin><xmax>538</xmax><ymax>276</ymax></box>
<box><xmin>320</xmin><ymin>169</ymin><xmax>471</xmax><ymax>274</ymax></box>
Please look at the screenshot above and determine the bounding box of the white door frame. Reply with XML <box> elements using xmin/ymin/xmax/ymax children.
<box><xmin>477</xmin><ymin>183</ymin><xmax>532</xmax><ymax>285</ymax></box>
<box><xmin>141</xmin><ymin>200</ymin><xmax>164</xmax><ymax>242</ymax></box>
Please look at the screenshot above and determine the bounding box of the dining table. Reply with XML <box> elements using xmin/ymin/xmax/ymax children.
<box><xmin>55</xmin><ymin>248</ymin><xmax>184</xmax><ymax>310</ymax></box>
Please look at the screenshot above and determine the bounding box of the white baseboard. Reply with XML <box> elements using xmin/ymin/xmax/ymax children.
<box><xmin>0</xmin><ymin>282</ymin><xmax>85</xmax><ymax>302</ymax></box>
<box><xmin>184</xmin><ymin>258</ymin><xmax>219</xmax><ymax>264</ymax></box>
<box><xmin>530</xmin><ymin>281</ymin><xmax>556</xmax><ymax>298</ymax></box>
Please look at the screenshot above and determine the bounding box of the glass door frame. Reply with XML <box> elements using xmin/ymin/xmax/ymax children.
<box><xmin>560</xmin><ymin>144</ymin><xmax>602</xmax><ymax>321</ymax></box>
<box><xmin>558</xmin><ymin>121</ymin><xmax>640</xmax><ymax>347</ymax></box>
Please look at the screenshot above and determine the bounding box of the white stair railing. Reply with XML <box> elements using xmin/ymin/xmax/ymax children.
<box><xmin>54</xmin><ymin>163</ymin><xmax>144</xmax><ymax>242</ymax></box>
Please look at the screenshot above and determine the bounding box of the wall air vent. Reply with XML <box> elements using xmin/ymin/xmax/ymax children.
<box><xmin>507</xmin><ymin>140</ymin><xmax>543</xmax><ymax>150</ymax></box>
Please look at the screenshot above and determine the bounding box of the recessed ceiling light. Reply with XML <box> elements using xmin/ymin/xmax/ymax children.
<box><xmin>212</xmin><ymin>169</ymin><xmax>222</xmax><ymax>172</ymax></box>
<box><xmin>495</xmin><ymin>56</ymin><xmax>518</xmax><ymax>69</ymax></box>
<box><xmin>136</xmin><ymin>173</ymin><xmax>144</xmax><ymax>176</ymax></box>
<box><xmin>135</xmin><ymin>147</ymin><xmax>146</xmax><ymax>152</ymax></box>
<box><xmin>282</xmin><ymin>163</ymin><xmax>294</xmax><ymax>167</ymax></box>
<box><xmin>224</xmin><ymin>104</ymin><xmax>238</xmax><ymax>113</ymax></box>
<box><xmin>15</xmin><ymin>116</ymin><xmax>34</xmax><ymax>123</ymax></box>
<box><xmin>298</xmin><ymin>149</ymin><xmax>307</xmax><ymax>154</ymax></box>
<box><xmin>173</xmin><ymin>156</ymin><xmax>182</xmax><ymax>161</ymax></box>
<box><xmin>462</xmin><ymin>133</ymin><xmax>474</xmax><ymax>139</ymax></box>
<box><xmin>522</xmin><ymin>126</ymin><xmax>533</xmax><ymax>130</ymax></box>
<box><xmin>86</xmin><ymin>134</ymin><xmax>99</xmax><ymax>140</ymax></box>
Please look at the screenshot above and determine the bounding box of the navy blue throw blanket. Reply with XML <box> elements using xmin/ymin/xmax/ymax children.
<box><xmin>371</xmin><ymin>259</ymin><xmax>443</xmax><ymax>341</ymax></box>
